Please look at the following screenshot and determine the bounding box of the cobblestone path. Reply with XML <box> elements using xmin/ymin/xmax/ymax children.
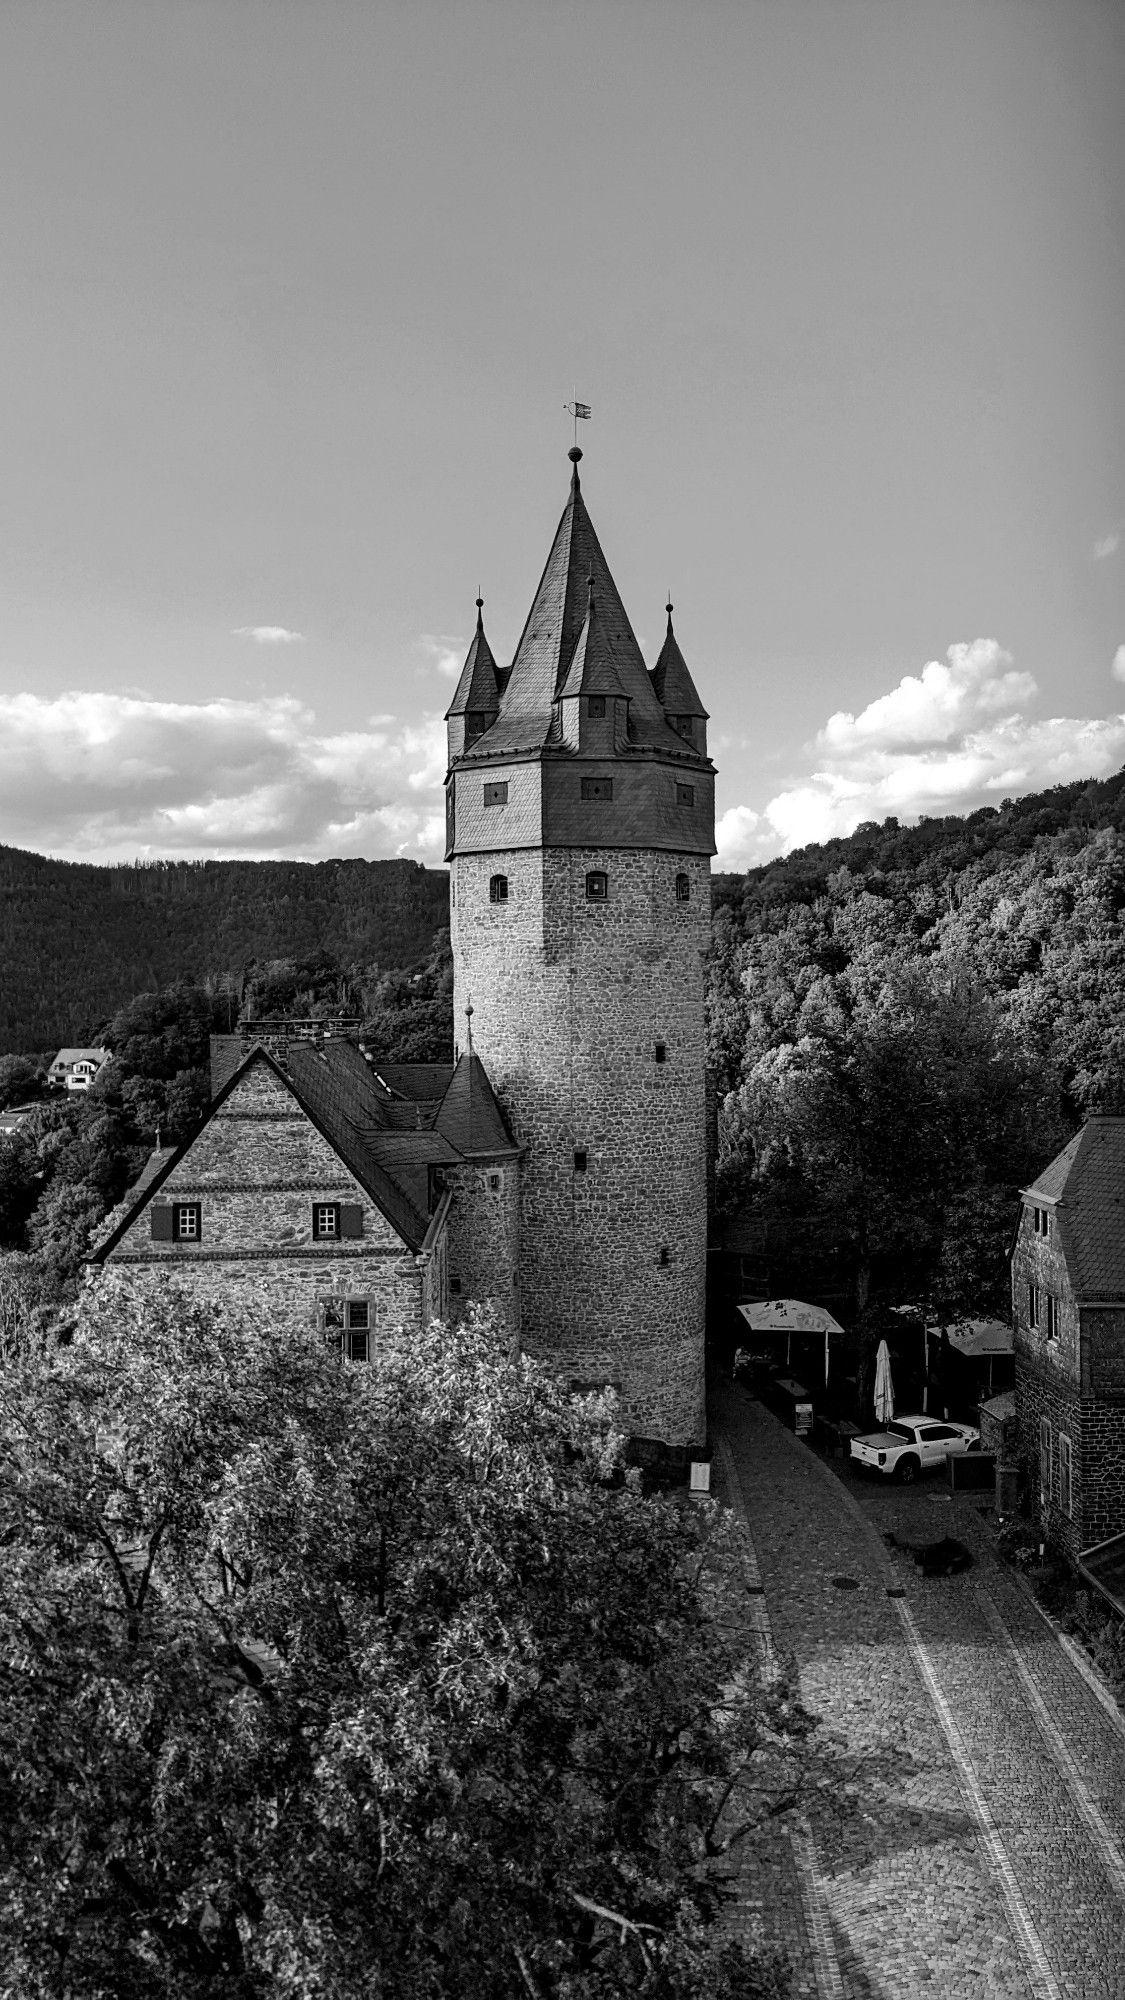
<box><xmin>711</xmin><ymin>1382</ymin><xmax>1125</xmax><ymax>1999</ymax></box>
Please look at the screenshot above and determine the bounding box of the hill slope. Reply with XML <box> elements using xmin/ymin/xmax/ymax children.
<box><xmin>0</xmin><ymin>849</ymin><xmax>449</xmax><ymax>1051</ymax></box>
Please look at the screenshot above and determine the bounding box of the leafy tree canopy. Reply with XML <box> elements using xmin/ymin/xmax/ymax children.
<box><xmin>0</xmin><ymin>1297</ymin><xmax>798</xmax><ymax>2000</ymax></box>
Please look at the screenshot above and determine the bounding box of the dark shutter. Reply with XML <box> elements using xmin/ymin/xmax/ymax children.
<box><xmin>150</xmin><ymin>1205</ymin><xmax>174</xmax><ymax>1240</ymax></box>
<box><xmin>340</xmin><ymin>1204</ymin><xmax>364</xmax><ymax>1238</ymax></box>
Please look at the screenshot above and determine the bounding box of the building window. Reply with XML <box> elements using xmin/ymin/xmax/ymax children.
<box><xmin>487</xmin><ymin>1171</ymin><xmax>503</xmax><ymax>1192</ymax></box>
<box><xmin>489</xmin><ymin>874</ymin><xmax>509</xmax><ymax>904</ymax></box>
<box><xmin>588</xmin><ymin>696</ymin><xmax>606</xmax><ymax>718</ymax></box>
<box><xmin>450</xmin><ymin>1276</ymin><xmax>462</xmax><ymax>1295</ymax></box>
<box><xmin>585</xmin><ymin>871</ymin><xmax>608</xmax><ymax>902</ymax></box>
<box><xmin>1033</xmin><ymin>1206</ymin><xmax>1050</xmax><ymax>1236</ymax></box>
<box><xmin>573</xmin><ymin>1148</ymin><xmax>588</xmax><ymax>1174</ymax></box>
<box><xmin>484</xmin><ymin>781</ymin><xmax>508</xmax><ymax>806</ymax></box>
<box><xmin>319</xmin><ymin>1297</ymin><xmax>371</xmax><ymax>1361</ymax></box>
<box><xmin>676</xmin><ymin>783</ymin><xmax>695</xmax><ymax>807</ymax></box>
<box><xmin>313</xmin><ymin>1203</ymin><xmax>340</xmax><ymax>1240</ymax></box>
<box><xmin>654</xmin><ymin>1042</ymin><xmax>667</xmax><ymax>1064</ymax></box>
<box><xmin>1027</xmin><ymin>1282</ymin><xmax>1040</xmax><ymax>1329</ymax></box>
<box><xmin>1045</xmin><ymin>1294</ymin><xmax>1059</xmax><ymax>1341</ymax></box>
<box><xmin>675</xmin><ymin>873</ymin><xmax>690</xmax><ymax>902</ymax></box>
<box><xmin>1040</xmin><ymin>1415</ymin><xmax>1053</xmax><ymax>1508</ymax></box>
<box><xmin>581</xmin><ymin>777</ymin><xmax>613</xmax><ymax>800</ymax></box>
<box><xmin>172</xmin><ymin>1203</ymin><xmax>201</xmax><ymax>1241</ymax></box>
<box><xmin>659</xmin><ymin>1246</ymin><xmax>670</xmax><ymax>1267</ymax></box>
<box><xmin>1059</xmin><ymin>1433</ymin><xmax>1073</xmax><ymax>1517</ymax></box>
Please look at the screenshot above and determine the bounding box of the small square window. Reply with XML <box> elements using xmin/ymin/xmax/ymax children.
<box><xmin>173</xmin><ymin>1203</ymin><xmax>201</xmax><ymax>1241</ymax></box>
<box><xmin>587</xmin><ymin>696</ymin><xmax>606</xmax><ymax>718</ymax></box>
<box><xmin>313</xmin><ymin>1203</ymin><xmax>340</xmax><ymax>1240</ymax></box>
<box><xmin>573</xmin><ymin>1148</ymin><xmax>588</xmax><ymax>1174</ymax></box>
<box><xmin>654</xmin><ymin>1042</ymin><xmax>667</xmax><ymax>1064</ymax></box>
<box><xmin>581</xmin><ymin>777</ymin><xmax>613</xmax><ymax>800</ymax></box>
<box><xmin>585</xmin><ymin>871</ymin><xmax>608</xmax><ymax>902</ymax></box>
<box><xmin>676</xmin><ymin>783</ymin><xmax>695</xmax><ymax>807</ymax></box>
<box><xmin>675</xmin><ymin>873</ymin><xmax>690</xmax><ymax>902</ymax></box>
<box><xmin>489</xmin><ymin>874</ymin><xmax>509</xmax><ymax>903</ymax></box>
<box><xmin>483</xmin><ymin>781</ymin><xmax>508</xmax><ymax>806</ymax></box>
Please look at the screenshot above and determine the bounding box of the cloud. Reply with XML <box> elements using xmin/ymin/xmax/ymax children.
<box><xmin>419</xmin><ymin>633</ymin><xmax>466</xmax><ymax>680</ymax></box>
<box><xmin>720</xmin><ymin>638</ymin><xmax>1125</xmax><ymax>866</ymax></box>
<box><xmin>1093</xmin><ymin>532</ymin><xmax>1120</xmax><ymax>562</ymax></box>
<box><xmin>232</xmin><ymin>625</ymin><xmax>305</xmax><ymax>644</ymax></box>
<box><xmin>0</xmin><ymin>692</ymin><xmax>448</xmax><ymax>864</ymax></box>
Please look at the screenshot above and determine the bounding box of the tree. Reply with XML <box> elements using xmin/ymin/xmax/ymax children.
<box><xmin>0</xmin><ymin>1294</ymin><xmax>798</xmax><ymax>1999</ymax></box>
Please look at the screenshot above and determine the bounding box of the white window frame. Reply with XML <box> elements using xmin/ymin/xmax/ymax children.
<box><xmin>313</xmin><ymin>1203</ymin><xmax>340</xmax><ymax>1240</ymax></box>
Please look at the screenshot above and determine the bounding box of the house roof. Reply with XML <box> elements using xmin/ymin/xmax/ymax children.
<box><xmin>650</xmin><ymin>604</ymin><xmax>708</xmax><ymax>719</ymax></box>
<box><xmin>50</xmin><ymin>1047</ymin><xmax>109</xmax><ymax>1067</ymax></box>
<box><xmin>558</xmin><ymin>590</ymin><xmax>630</xmax><ymax>702</ymax></box>
<box><xmin>96</xmin><ymin>1032</ymin><xmax>518</xmax><ymax>1264</ymax></box>
<box><xmin>459</xmin><ymin>452</ymin><xmax>699</xmax><ymax>763</ymax></box>
<box><xmin>445</xmin><ymin>599</ymin><xmax>500</xmax><ymax>720</ymax></box>
<box><xmin>1023</xmin><ymin>1117</ymin><xmax>1125</xmax><ymax>1300</ymax></box>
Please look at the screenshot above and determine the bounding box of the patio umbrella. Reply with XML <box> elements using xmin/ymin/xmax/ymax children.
<box><xmin>736</xmin><ymin>1298</ymin><xmax>844</xmax><ymax>1385</ymax></box>
<box><xmin>874</xmin><ymin>1339</ymin><xmax>895</xmax><ymax>1425</ymax></box>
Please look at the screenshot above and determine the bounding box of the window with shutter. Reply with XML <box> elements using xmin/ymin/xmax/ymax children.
<box><xmin>313</xmin><ymin>1204</ymin><xmax>340</xmax><ymax>1240</ymax></box>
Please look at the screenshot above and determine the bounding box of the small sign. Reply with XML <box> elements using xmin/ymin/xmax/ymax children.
<box><xmin>689</xmin><ymin>1460</ymin><xmax>711</xmax><ymax>1494</ymax></box>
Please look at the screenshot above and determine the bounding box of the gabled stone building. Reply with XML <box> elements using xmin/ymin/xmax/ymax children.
<box><xmin>93</xmin><ymin>448</ymin><xmax>715</xmax><ymax>1454</ymax></box>
<box><xmin>1012</xmin><ymin>1116</ymin><xmax>1125</xmax><ymax>1559</ymax></box>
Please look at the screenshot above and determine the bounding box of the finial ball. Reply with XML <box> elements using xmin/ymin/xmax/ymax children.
<box><xmin>568</xmin><ymin>445</ymin><xmax>583</xmax><ymax>464</ymax></box>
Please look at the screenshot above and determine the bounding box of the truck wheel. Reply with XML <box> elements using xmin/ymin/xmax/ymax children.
<box><xmin>895</xmin><ymin>1455</ymin><xmax>920</xmax><ymax>1485</ymax></box>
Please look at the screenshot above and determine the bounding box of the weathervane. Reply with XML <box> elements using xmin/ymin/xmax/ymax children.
<box><xmin>563</xmin><ymin>395</ymin><xmax>591</xmax><ymax>451</ymax></box>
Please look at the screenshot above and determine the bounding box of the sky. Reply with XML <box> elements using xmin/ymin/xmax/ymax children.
<box><xmin>1</xmin><ymin>0</ymin><xmax>1123</xmax><ymax>872</ymax></box>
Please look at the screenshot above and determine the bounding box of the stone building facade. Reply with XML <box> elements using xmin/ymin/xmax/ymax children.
<box><xmin>1012</xmin><ymin>1117</ymin><xmax>1125</xmax><ymax>1560</ymax></box>
<box><xmin>445</xmin><ymin>449</ymin><xmax>715</xmax><ymax>1448</ymax></box>
<box><xmin>93</xmin><ymin>450</ymin><xmax>714</xmax><ymax>1454</ymax></box>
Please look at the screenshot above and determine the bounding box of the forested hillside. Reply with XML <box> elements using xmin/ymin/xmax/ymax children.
<box><xmin>0</xmin><ymin>849</ymin><xmax>449</xmax><ymax>1051</ymax></box>
<box><xmin>709</xmin><ymin>767</ymin><xmax>1125</xmax><ymax>1326</ymax></box>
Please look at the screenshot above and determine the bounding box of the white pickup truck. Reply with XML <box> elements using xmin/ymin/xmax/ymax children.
<box><xmin>850</xmin><ymin>1415</ymin><xmax>980</xmax><ymax>1483</ymax></box>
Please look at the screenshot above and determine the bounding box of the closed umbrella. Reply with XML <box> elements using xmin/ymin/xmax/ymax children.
<box><xmin>874</xmin><ymin>1339</ymin><xmax>895</xmax><ymax>1426</ymax></box>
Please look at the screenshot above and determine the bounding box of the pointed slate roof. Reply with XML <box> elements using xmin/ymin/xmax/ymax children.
<box><xmin>445</xmin><ymin>598</ymin><xmax>500</xmax><ymax>719</ymax></box>
<box><xmin>651</xmin><ymin>601</ymin><xmax>709</xmax><ymax>718</ymax></box>
<box><xmin>435</xmin><ymin>1050</ymin><xmax>519</xmax><ymax>1157</ymax></box>
<box><xmin>462</xmin><ymin>450</ymin><xmax>687</xmax><ymax>758</ymax></box>
<box><xmin>1023</xmin><ymin>1117</ymin><xmax>1125</xmax><ymax>1300</ymax></box>
<box><xmin>558</xmin><ymin>585</ymin><xmax>630</xmax><ymax>701</ymax></box>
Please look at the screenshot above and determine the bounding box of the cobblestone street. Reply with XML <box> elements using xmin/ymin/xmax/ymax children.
<box><xmin>711</xmin><ymin>1382</ymin><xmax>1125</xmax><ymax>1999</ymax></box>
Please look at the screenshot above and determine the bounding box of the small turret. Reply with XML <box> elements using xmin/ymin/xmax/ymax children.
<box><xmin>555</xmin><ymin>576</ymin><xmax>630</xmax><ymax>752</ymax></box>
<box><xmin>445</xmin><ymin>597</ymin><xmax>500</xmax><ymax>763</ymax></box>
<box><xmin>651</xmin><ymin>600</ymin><xmax>709</xmax><ymax>755</ymax></box>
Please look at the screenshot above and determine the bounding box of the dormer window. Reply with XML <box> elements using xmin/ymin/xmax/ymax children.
<box><xmin>588</xmin><ymin>696</ymin><xmax>606</xmax><ymax>718</ymax></box>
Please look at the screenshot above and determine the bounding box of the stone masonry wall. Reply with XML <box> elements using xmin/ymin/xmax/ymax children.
<box><xmin>444</xmin><ymin>1160</ymin><xmax>521</xmax><ymax>1348</ymax></box>
<box><xmin>451</xmin><ymin>844</ymin><xmax>709</xmax><ymax>1446</ymax></box>
<box><xmin>1010</xmin><ymin>1205</ymin><xmax>1080</xmax><ymax>1384</ymax></box>
<box><xmin>99</xmin><ymin>1061</ymin><xmax>429</xmax><ymax>1351</ymax></box>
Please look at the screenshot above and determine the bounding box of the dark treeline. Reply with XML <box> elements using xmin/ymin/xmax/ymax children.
<box><xmin>0</xmin><ymin>848</ymin><xmax>449</xmax><ymax>1051</ymax></box>
<box><xmin>708</xmin><ymin>766</ymin><xmax>1125</xmax><ymax>1350</ymax></box>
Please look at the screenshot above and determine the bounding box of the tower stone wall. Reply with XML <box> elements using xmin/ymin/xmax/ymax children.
<box><xmin>452</xmin><ymin>844</ymin><xmax>709</xmax><ymax>1445</ymax></box>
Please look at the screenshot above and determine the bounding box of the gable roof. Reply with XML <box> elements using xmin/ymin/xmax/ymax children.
<box><xmin>1024</xmin><ymin>1117</ymin><xmax>1125</xmax><ymax>1300</ymax></box>
<box><xmin>50</xmin><ymin>1047</ymin><xmax>109</xmax><ymax>1068</ymax></box>
<box><xmin>93</xmin><ymin>1041</ymin><xmax>432</xmax><ymax>1260</ymax></box>
<box><xmin>461</xmin><ymin>452</ymin><xmax>692</xmax><ymax>761</ymax></box>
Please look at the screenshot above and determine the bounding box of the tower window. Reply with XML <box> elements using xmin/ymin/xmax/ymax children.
<box><xmin>484</xmin><ymin>781</ymin><xmax>508</xmax><ymax>806</ymax></box>
<box><xmin>487</xmin><ymin>1171</ymin><xmax>503</xmax><ymax>1192</ymax></box>
<box><xmin>659</xmin><ymin>1246</ymin><xmax>670</xmax><ymax>1267</ymax></box>
<box><xmin>676</xmin><ymin>783</ymin><xmax>695</xmax><ymax>807</ymax></box>
<box><xmin>654</xmin><ymin>1042</ymin><xmax>667</xmax><ymax>1064</ymax></box>
<box><xmin>588</xmin><ymin>696</ymin><xmax>606</xmax><ymax>718</ymax></box>
<box><xmin>675</xmin><ymin>873</ymin><xmax>690</xmax><ymax>902</ymax></box>
<box><xmin>581</xmin><ymin>776</ymin><xmax>613</xmax><ymax>800</ymax></box>
<box><xmin>489</xmin><ymin>874</ymin><xmax>509</xmax><ymax>903</ymax></box>
<box><xmin>585</xmin><ymin>870</ymin><xmax>608</xmax><ymax>902</ymax></box>
<box><xmin>573</xmin><ymin>1148</ymin><xmax>588</xmax><ymax>1174</ymax></box>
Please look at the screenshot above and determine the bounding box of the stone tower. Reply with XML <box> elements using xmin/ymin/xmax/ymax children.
<box><xmin>444</xmin><ymin>449</ymin><xmax>714</xmax><ymax>1449</ymax></box>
